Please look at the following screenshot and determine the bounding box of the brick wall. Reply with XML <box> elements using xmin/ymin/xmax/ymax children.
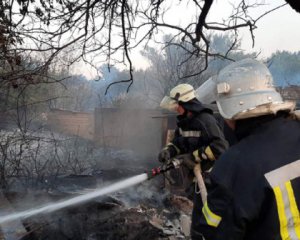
<box><xmin>46</xmin><ymin>109</ymin><xmax>94</xmax><ymax>140</ymax></box>
<box><xmin>45</xmin><ymin>108</ymin><xmax>172</xmax><ymax>158</ymax></box>
<box><xmin>94</xmin><ymin>108</ymin><xmax>165</xmax><ymax>157</ymax></box>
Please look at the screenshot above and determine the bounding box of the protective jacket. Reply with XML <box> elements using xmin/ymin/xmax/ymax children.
<box><xmin>195</xmin><ymin>114</ymin><xmax>300</xmax><ymax>240</ymax></box>
<box><xmin>167</xmin><ymin>99</ymin><xmax>229</xmax><ymax>170</ymax></box>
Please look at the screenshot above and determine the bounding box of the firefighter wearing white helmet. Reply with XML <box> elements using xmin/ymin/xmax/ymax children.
<box><xmin>160</xmin><ymin>83</ymin><xmax>197</xmax><ymax>111</ymax></box>
<box><xmin>196</xmin><ymin>59</ymin><xmax>300</xmax><ymax>240</ymax></box>
<box><xmin>158</xmin><ymin>83</ymin><xmax>228</xmax><ymax>167</ymax></box>
<box><xmin>215</xmin><ymin>58</ymin><xmax>295</xmax><ymax>120</ymax></box>
<box><xmin>158</xmin><ymin>83</ymin><xmax>229</xmax><ymax>239</ymax></box>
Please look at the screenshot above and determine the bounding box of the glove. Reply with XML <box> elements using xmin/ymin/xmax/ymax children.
<box><xmin>192</xmin><ymin>146</ymin><xmax>216</xmax><ymax>163</ymax></box>
<box><xmin>192</xmin><ymin>146</ymin><xmax>216</xmax><ymax>171</ymax></box>
<box><xmin>158</xmin><ymin>147</ymin><xmax>171</xmax><ymax>163</ymax></box>
<box><xmin>173</xmin><ymin>153</ymin><xmax>196</xmax><ymax>170</ymax></box>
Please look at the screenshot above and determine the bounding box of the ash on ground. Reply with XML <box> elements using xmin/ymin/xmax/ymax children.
<box><xmin>8</xmin><ymin>179</ymin><xmax>192</xmax><ymax>240</ymax></box>
<box><xmin>0</xmin><ymin>130</ymin><xmax>192</xmax><ymax>239</ymax></box>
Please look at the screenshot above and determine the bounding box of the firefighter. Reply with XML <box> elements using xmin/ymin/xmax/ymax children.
<box><xmin>159</xmin><ymin>83</ymin><xmax>229</xmax><ymax>170</ymax></box>
<box><xmin>158</xmin><ymin>83</ymin><xmax>229</xmax><ymax>236</ymax></box>
<box><xmin>195</xmin><ymin>58</ymin><xmax>299</xmax><ymax>240</ymax></box>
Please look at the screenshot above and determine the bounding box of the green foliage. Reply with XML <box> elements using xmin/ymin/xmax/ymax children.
<box><xmin>268</xmin><ymin>51</ymin><xmax>300</xmax><ymax>86</ymax></box>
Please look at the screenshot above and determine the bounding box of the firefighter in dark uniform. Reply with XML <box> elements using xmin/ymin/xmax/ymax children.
<box><xmin>195</xmin><ymin>58</ymin><xmax>300</xmax><ymax>240</ymax></box>
<box><xmin>158</xmin><ymin>83</ymin><xmax>229</xmax><ymax>237</ymax></box>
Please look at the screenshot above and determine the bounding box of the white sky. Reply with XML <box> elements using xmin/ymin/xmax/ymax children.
<box><xmin>133</xmin><ymin>0</ymin><xmax>300</xmax><ymax>68</ymax></box>
<box><xmin>73</xmin><ymin>0</ymin><xmax>300</xmax><ymax>78</ymax></box>
<box><xmin>238</xmin><ymin>1</ymin><xmax>300</xmax><ymax>57</ymax></box>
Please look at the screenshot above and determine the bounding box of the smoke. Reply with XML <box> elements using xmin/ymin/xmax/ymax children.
<box><xmin>268</xmin><ymin>51</ymin><xmax>300</xmax><ymax>87</ymax></box>
<box><xmin>112</xmin><ymin>175</ymin><xmax>168</xmax><ymax>208</ymax></box>
<box><xmin>0</xmin><ymin>174</ymin><xmax>148</xmax><ymax>225</ymax></box>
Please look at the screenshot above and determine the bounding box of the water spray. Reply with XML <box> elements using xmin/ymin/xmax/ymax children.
<box><xmin>0</xmin><ymin>160</ymin><xmax>181</xmax><ymax>225</ymax></box>
<box><xmin>0</xmin><ymin>174</ymin><xmax>148</xmax><ymax>224</ymax></box>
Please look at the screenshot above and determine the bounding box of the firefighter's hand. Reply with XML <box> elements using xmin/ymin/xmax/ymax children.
<box><xmin>192</xmin><ymin>146</ymin><xmax>216</xmax><ymax>163</ymax></box>
<box><xmin>158</xmin><ymin>148</ymin><xmax>171</xmax><ymax>163</ymax></box>
<box><xmin>193</xmin><ymin>147</ymin><xmax>216</xmax><ymax>171</ymax></box>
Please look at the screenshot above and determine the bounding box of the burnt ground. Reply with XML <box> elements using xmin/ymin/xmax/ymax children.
<box><xmin>0</xmin><ymin>130</ymin><xmax>192</xmax><ymax>240</ymax></box>
<box><xmin>2</xmin><ymin>173</ymin><xmax>193</xmax><ymax>240</ymax></box>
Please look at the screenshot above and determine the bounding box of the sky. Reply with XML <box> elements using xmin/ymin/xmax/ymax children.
<box><xmin>133</xmin><ymin>0</ymin><xmax>300</xmax><ymax>69</ymax></box>
<box><xmin>72</xmin><ymin>0</ymin><xmax>300</xmax><ymax>79</ymax></box>
<box><xmin>237</xmin><ymin>1</ymin><xmax>300</xmax><ymax>57</ymax></box>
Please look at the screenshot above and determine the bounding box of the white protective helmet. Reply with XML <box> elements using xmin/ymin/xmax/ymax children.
<box><xmin>160</xmin><ymin>83</ymin><xmax>196</xmax><ymax>111</ymax></box>
<box><xmin>216</xmin><ymin>58</ymin><xmax>295</xmax><ymax>120</ymax></box>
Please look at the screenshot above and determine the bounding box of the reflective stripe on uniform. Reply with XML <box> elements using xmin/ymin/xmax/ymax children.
<box><xmin>204</xmin><ymin>146</ymin><xmax>216</xmax><ymax>161</ymax></box>
<box><xmin>265</xmin><ymin>160</ymin><xmax>300</xmax><ymax>240</ymax></box>
<box><xmin>286</xmin><ymin>181</ymin><xmax>300</xmax><ymax>238</ymax></box>
<box><xmin>179</xmin><ymin>128</ymin><xmax>201</xmax><ymax>137</ymax></box>
<box><xmin>193</xmin><ymin>149</ymin><xmax>201</xmax><ymax>162</ymax></box>
<box><xmin>202</xmin><ymin>201</ymin><xmax>222</xmax><ymax>227</ymax></box>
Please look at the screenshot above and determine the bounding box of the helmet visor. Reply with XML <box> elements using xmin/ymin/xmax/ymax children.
<box><xmin>160</xmin><ymin>96</ymin><xmax>178</xmax><ymax>112</ymax></box>
<box><xmin>195</xmin><ymin>76</ymin><xmax>217</xmax><ymax>104</ymax></box>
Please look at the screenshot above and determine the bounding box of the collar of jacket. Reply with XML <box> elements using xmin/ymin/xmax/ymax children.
<box><xmin>179</xmin><ymin>98</ymin><xmax>213</xmax><ymax>114</ymax></box>
<box><xmin>235</xmin><ymin>111</ymin><xmax>289</xmax><ymax>140</ymax></box>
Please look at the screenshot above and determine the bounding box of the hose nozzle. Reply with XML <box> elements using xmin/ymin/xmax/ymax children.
<box><xmin>147</xmin><ymin>166</ymin><xmax>162</xmax><ymax>179</ymax></box>
<box><xmin>147</xmin><ymin>158</ymin><xmax>183</xmax><ymax>180</ymax></box>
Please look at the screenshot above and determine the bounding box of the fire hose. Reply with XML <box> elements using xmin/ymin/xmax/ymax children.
<box><xmin>147</xmin><ymin>156</ymin><xmax>207</xmax><ymax>203</ymax></box>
